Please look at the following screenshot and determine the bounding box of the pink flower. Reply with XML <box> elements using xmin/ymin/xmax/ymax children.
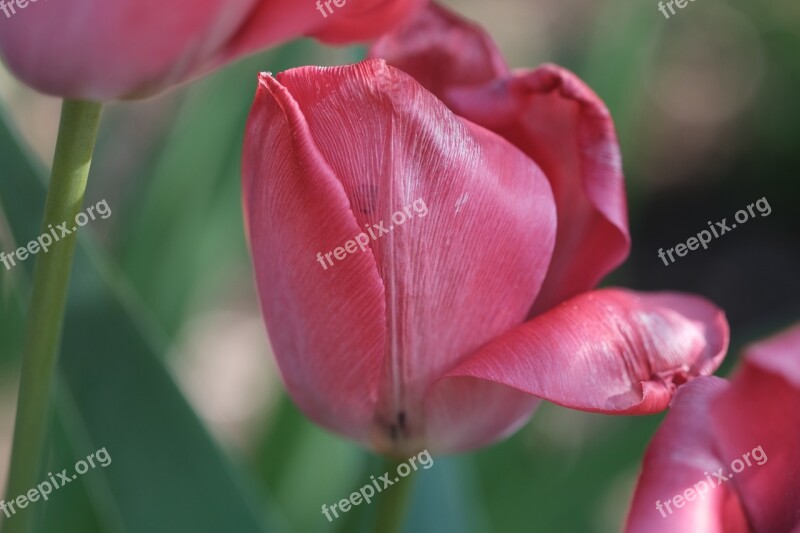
<box><xmin>626</xmin><ymin>324</ymin><xmax>800</xmax><ymax>533</ymax></box>
<box><xmin>242</xmin><ymin>6</ymin><xmax>729</xmax><ymax>455</ymax></box>
<box><xmin>0</xmin><ymin>0</ymin><xmax>426</xmax><ymax>100</ymax></box>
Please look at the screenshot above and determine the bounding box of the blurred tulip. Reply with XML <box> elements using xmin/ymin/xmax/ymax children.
<box><xmin>0</xmin><ymin>0</ymin><xmax>426</xmax><ymax>100</ymax></box>
<box><xmin>242</xmin><ymin>57</ymin><xmax>728</xmax><ymax>455</ymax></box>
<box><xmin>626</xmin><ymin>324</ymin><xmax>800</xmax><ymax>533</ymax></box>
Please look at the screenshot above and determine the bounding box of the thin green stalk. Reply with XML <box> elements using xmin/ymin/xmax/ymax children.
<box><xmin>373</xmin><ymin>456</ymin><xmax>415</xmax><ymax>533</ymax></box>
<box><xmin>2</xmin><ymin>100</ymin><xmax>103</xmax><ymax>533</ymax></box>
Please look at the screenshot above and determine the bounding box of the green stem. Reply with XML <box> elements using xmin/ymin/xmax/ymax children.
<box><xmin>2</xmin><ymin>100</ymin><xmax>103</xmax><ymax>533</ymax></box>
<box><xmin>373</xmin><ymin>456</ymin><xmax>415</xmax><ymax>533</ymax></box>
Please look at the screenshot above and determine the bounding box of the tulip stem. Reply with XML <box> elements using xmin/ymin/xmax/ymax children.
<box><xmin>2</xmin><ymin>100</ymin><xmax>103</xmax><ymax>533</ymax></box>
<box><xmin>373</xmin><ymin>456</ymin><xmax>416</xmax><ymax>533</ymax></box>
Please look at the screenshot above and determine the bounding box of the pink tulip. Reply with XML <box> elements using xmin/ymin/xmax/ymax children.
<box><xmin>242</xmin><ymin>55</ymin><xmax>728</xmax><ymax>454</ymax></box>
<box><xmin>626</xmin><ymin>324</ymin><xmax>800</xmax><ymax>532</ymax></box>
<box><xmin>0</xmin><ymin>0</ymin><xmax>426</xmax><ymax>100</ymax></box>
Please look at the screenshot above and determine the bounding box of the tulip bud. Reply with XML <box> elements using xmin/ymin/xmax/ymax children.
<box><xmin>243</xmin><ymin>60</ymin><xmax>728</xmax><ymax>454</ymax></box>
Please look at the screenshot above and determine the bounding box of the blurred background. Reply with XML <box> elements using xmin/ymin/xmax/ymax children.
<box><xmin>0</xmin><ymin>0</ymin><xmax>798</xmax><ymax>531</ymax></box>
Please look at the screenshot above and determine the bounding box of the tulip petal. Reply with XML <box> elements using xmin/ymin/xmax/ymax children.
<box><xmin>447</xmin><ymin>67</ymin><xmax>631</xmax><ymax>313</ymax></box>
<box><xmin>246</xmin><ymin>60</ymin><xmax>556</xmax><ymax>452</ymax></box>
<box><xmin>424</xmin><ymin>378</ymin><xmax>539</xmax><ymax>453</ymax></box>
<box><xmin>215</xmin><ymin>1</ymin><xmax>332</xmax><ymax>66</ymax></box>
<box><xmin>243</xmin><ymin>70</ymin><xmax>387</xmax><ymax>443</ymax></box>
<box><xmin>710</xmin><ymin>325</ymin><xmax>800</xmax><ymax>532</ymax></box>
<box><xmin>369</xmin><ymin>3</ymin><xmax>509</xmax><ymax>95</ymax></box>
<box><xmin>625</xmin><ymin>378</ymin><xmax>750</xmax><ymax>533</ymax></box>
<box><xmin>439</xmin><ymin>289</ymin><xmax>729</xmax><ymax>415</ymax></box>
<box><xmin>371</xmin><ymin>4</ymin><xmax>630</xmax><ymax>312</ymax></box>
<box><xmin>222</xmin><ymin>0</ymin><xmax>429</xmax><ymax>67</ymax></box>
<box><xmin>311</xmin><ymin>0</ymin><xmax>430</xmax><ymax>44</ymax></box>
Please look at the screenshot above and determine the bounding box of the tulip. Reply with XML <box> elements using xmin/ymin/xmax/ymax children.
<box><xmin>626</xmin><ymin>324</ymin><xmax>800</xmax><ymax>532</ymax></box>
<box><xmin>0</xmin><ymin>0</ymin><xmax>426</xmax><ymax>100</ymax></box>
<box><xmin>242</xmin><ymin>57</ymin><xmax>729</xmax><ymax>455</ymax></box>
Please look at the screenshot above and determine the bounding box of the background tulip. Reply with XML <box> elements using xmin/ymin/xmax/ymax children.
<box><xmin>625</xmin><ymin>324</ymin><xmax>800</xmax><ymax>533</ymax></box>
<box><xmin>243</xmin><ymin>59</ymin><xmax>729</xmax><ymax>455</ymax></box>
<box><xmin>0</xmin><ymin>0</ymin><xmax>426</xmax><ymax>100</ymax></box>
